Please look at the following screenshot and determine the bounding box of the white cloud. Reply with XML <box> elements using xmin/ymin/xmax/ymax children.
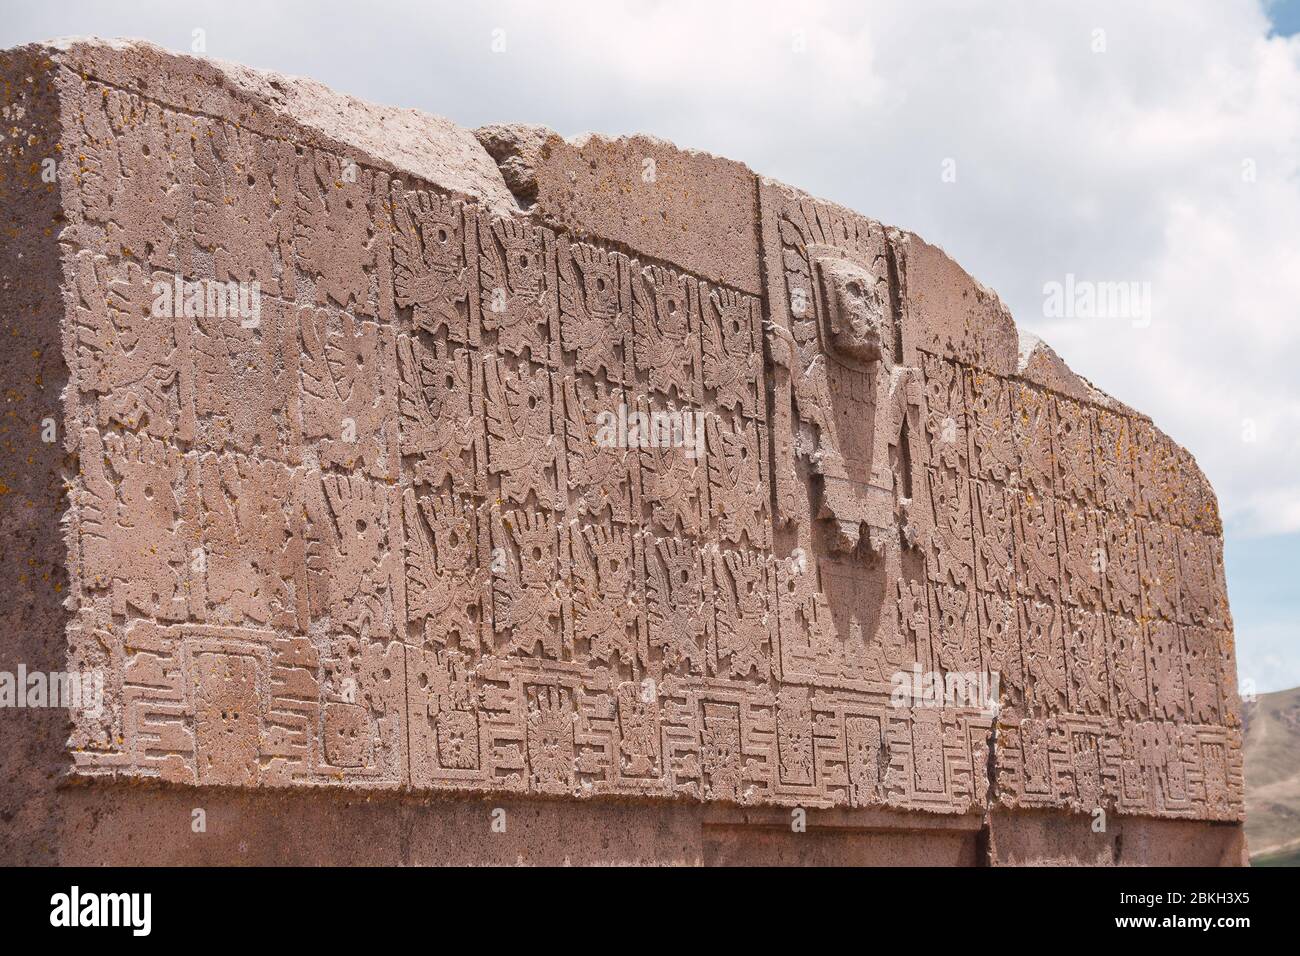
<box><xmin>1236</xmin><ymin>619</ymin><xmax>1300</xmax><ymax>695</ymax></box>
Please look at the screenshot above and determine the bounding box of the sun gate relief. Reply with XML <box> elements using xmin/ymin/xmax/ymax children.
<box><xmin>57</xmin><ymin>68</ymin><xmax>1239</xmax><ymax>820</ymax></box>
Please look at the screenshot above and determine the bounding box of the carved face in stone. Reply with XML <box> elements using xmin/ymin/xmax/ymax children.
<box><xmin>817</xmin><ymin>256</ymin><xmax>890</xmax><ymax>365</ymax></box>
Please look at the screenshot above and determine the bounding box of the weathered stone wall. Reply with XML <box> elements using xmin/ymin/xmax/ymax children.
<box><xmin>0</xmin><ymin>37</ymin><xmax>1244</xmax><ymax>864</ymax></box>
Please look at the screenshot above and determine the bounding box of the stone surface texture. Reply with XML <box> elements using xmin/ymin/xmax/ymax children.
<box><xmin>0</xmin><ymin>38</ymin><xmax>1244</xmax><ymax>865</ymax></box>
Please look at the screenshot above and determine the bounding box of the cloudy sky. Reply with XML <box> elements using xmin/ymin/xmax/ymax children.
<box><xmin>4</xmin><ymin>1</ymin><xmax>1297</xmax><ymax>691</ymax></box>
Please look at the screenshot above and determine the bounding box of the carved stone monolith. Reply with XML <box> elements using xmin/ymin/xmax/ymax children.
<box><xmin>0</xmin><ymin>38</ymin><xmax>1244</xmax><ymax>865</ymax></box>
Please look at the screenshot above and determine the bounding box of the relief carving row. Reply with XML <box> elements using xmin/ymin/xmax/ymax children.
<box><xmin>71</xmin><ymin>612</ymin><xmax>996</xmax><ymax>812</ymax></box>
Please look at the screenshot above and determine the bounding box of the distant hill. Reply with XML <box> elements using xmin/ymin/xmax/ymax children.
<box><xmin>1243</xmin><ymin>685</ymin><xmax>1300</xmax><ymax>865</ymax></box>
